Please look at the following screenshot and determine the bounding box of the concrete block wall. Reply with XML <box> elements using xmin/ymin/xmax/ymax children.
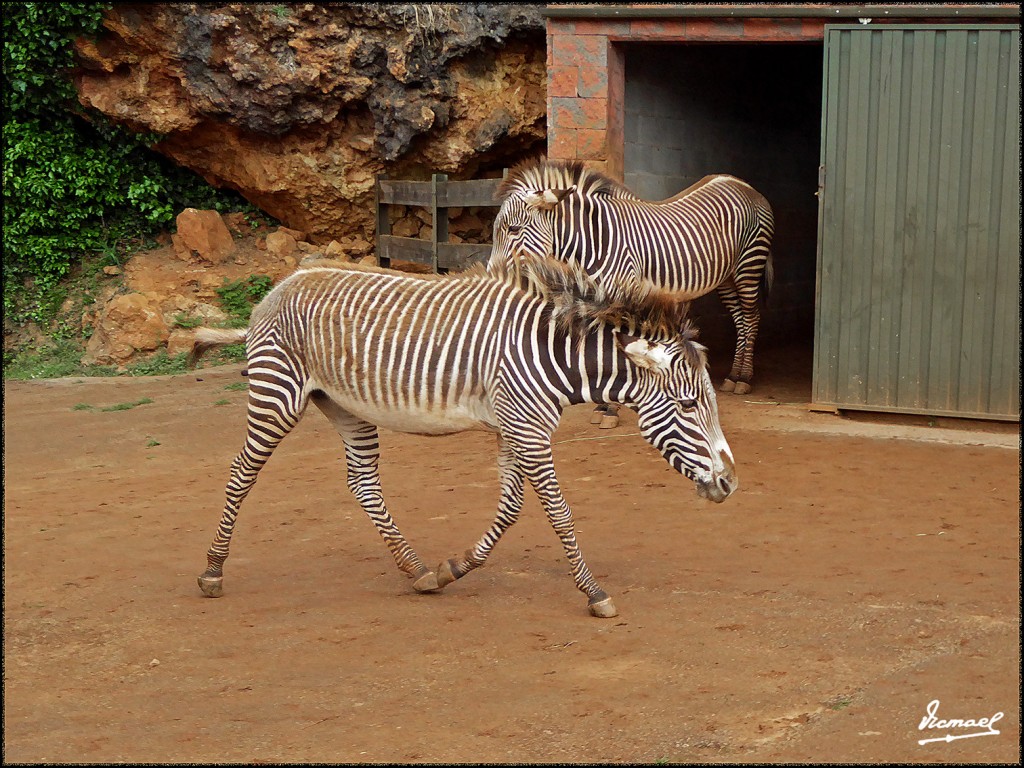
<box><xmin>623</xmin><ymin>43</ymin><xmax>823</xmax><ymax>352</ymax></box>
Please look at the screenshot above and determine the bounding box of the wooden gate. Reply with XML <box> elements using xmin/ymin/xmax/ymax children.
<box><xmin>375</xmin><ymin>173</ymin><xmax>504</xmax><ymax>273</ymax></box>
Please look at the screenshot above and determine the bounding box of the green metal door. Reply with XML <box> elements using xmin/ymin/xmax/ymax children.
<box><xmin>814</xmin><ymin>24</ymin><xmax>1020</xmax><ymax>420</ymax></box>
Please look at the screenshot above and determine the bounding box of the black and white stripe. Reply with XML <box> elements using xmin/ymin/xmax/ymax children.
<box><xmin>489</xmin><ymin>159</ymin><xmax>775</xmax><ymax>396</ymax></box>
<box><xmin>188</xmin><ymin>258</ymin><xmax>736</xmax><ymax>618</ymax></box>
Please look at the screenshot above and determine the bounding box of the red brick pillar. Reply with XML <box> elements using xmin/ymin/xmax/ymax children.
<box><xmin>547</xmin><ymin>19</ymin><xmax>630</xmax><ymax>180</ymax></box>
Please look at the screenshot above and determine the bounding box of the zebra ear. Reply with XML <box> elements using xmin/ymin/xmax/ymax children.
<box><xmin>524</xmin><ymin>186</ymin><xmax>576</xmax><ymax>211</ymax></box>
<box><xmin>616</xmin><ymin>332</ymin><xmax>674</xmax><ymax>372</ymax></box>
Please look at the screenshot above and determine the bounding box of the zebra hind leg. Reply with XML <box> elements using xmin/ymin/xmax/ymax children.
<box><xmin>198</xmin><ymin>364</ymin><xmax>309</xmax><ymax>597</ymax></box>
<box><xmin>716</xmin><ymin>282</ymin><xmax>758</xmax><ymax>395</ymax></box>
<box><xmin>311</xmin><ymin>393</ymin><xmax>439</xmax><ymax>593</ymax></box>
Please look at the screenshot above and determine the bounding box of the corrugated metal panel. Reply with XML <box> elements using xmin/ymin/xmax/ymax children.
<box><xmin>814</xmin><ymin>24</ymin><xmax>1020</xmax><ymax>420</ymax></box>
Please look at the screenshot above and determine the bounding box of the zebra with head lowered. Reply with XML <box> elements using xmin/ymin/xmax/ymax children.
<box><xmin>187</xmin><ymin>257</ymin><xmax>737</xmax><ymax>618</ymax></box>
<box><xmin>489</xmin><ymin>159</ymin><xmax>775</xmax><ymax>426</ymax></box>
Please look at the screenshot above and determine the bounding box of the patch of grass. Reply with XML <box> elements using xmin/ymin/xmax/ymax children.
<box><xmin>72</xmin><ymin>402</ymin><xmax>94</xmax><ymax>411</ymax></box>
<box><xmin>124</xmin><ymin>350</ymin><xmax>189</xmax><ymax>377</ymax></box>
<box><xmin>223</xmin><ymin>381</ymin><xmax>248</xmax><ymax>391</ymax></box>
<box><xmin>213</xmin><ymin>398</ymin><xmax>231</xmax><ymax>406</ymax></box>
<box><xmin>99</xmin><ymin>397</ymin><xmax>153</xmax><ymax>412</ymax></box>
<box><xmin>3</xmin><ymin>338</ymin><xmax>116</xmax><ymax>380</ymax></box>
<box><xmin>172</xmin><ymin>313</ymin><xmax>204</xmax><ymax>329</ymax></box>
<box><xmin>826</xmin><ymin>695</ymin><xmax>854</xmax><ymax>711</ymax></box>
<box><xmin>215</xmin><ymin>275</ymin><xmax>273</xmax><ymax>328</ymax></box>
<box><xmin>146</xmin><ymin>437</ymin><xmax>160</xmax><ymax>447</ymax></box>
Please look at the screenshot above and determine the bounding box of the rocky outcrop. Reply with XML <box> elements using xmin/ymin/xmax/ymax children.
<box><xmin>73</xmin><ymin>3</ymin><xmax>547</xmax><ymax>243</ymax></box>
<box><xmin>84</xmin><ymin>292</ymin><xmax>170</xmax><ymax>366</ymax></box>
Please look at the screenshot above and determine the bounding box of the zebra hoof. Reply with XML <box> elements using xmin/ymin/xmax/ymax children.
<box><xmin>588</xmin><ymin>596</ymin><xmax>619</xmax><ymax>618</ymax></box>
<box><xmin>599</xmin><ymin>414</ymin><xmax>619</xmax><ymax>429</ymax></box>
<box><xmin>197</xmin><ymin>573</ymin><xmax>224</xmax><ymax>598</ymax></box>
<box><xmin>590</xmin><ymin>410</ymin><xmax>606</xmax><ymax>425</ymax></box>
<box><xmin>720</xmin><ymin>379</ymin><xmax>736</xmax><ymax>393</ymax></box>
<box><xmin>412</xmin><ymin>571</ymin><xmax>440</xmax><ymax>592</ymax></box>
<box><xmin>733</xmin><ymin>381</ymin><xmax>752</xmax><ymax>395</ymax></box>
<box><xmin>436</xmin><ymin>558</ymin><xmax>461</xmax><ymax>588</ymax></box>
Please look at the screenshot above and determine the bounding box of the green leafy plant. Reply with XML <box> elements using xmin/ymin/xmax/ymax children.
<box><xmin>3</xmin><ymin>338</ymin><xmax>106</xmax><ymax>379</ymax></box>
<box><xmin>124</xmin><ymin>351</ymin><xmax>189</xmax><ymax>376</ymax></box>
<box><xmin>223</xmin><ymin>381</ymin><xmax>248</xmax><ymax>391</ymax></box>
<box><xmin>215</xmin><ymin>275</ymin><xmax>274</xmax><ymax>327</ymax></box>
<box><xmin>173</xmin><ymin>314</ymin><xmax>204</xmax><ymax>329</ymax></box>
<box><xmin>3</xmin><ymin>2</ymin><xmax>255</xmax><ymax>329</ymax></box>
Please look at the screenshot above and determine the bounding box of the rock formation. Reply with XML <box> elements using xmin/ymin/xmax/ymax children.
<box><xmin>73</xmin><ymin>3</ymin><xmax>548</xmax><ymax>243</ymax></box>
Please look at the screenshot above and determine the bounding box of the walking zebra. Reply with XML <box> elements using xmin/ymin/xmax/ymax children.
<box><xmin>489</xmin><ymin>159</ymin><xmax>775</xmax><ymax>426</ymax></box>
<box><xmin>187</xmin><ymin>257</ymin><xmax>737</xmax><ymax>618</ymax></box>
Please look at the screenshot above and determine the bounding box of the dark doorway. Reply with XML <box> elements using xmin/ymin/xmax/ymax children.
<box><xmin>622</xmin><ymin>42</ymin><xmax>823</xmax><ymax>389</ymax></box>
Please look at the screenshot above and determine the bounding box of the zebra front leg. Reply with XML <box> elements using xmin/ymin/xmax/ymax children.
<box><xmin>199</xmin><ymin>373</ymin><xmax>307</xmax><ymax>597</ymax></box>
<box><xmin>311</xmin><ymin>394</ymin><xmax>438</xmax><ymax>592</ymax></box>
<box><xmin>588</xmin><ymin>404</ymin><xmax>621</xmax><ymax>429</ymax></box>
<box><xmin>437</xmin><ymin>436</ymin><xmax>525</xmax><ymax>587</ymax></box>
<box><xmin>518</xmin><ymin>441</ymin><xmax>618</xmax><ymax>618</ymax></box>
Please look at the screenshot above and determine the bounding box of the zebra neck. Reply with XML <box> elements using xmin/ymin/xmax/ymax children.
<box><xmin>543</xmin><ymin>323</ymin><xmax>635</xmax><ymax>407</ymax></box>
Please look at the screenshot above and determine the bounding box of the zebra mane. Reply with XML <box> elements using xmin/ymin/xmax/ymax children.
<box><xmin>497</xmin><ymin>158</ymin><xmax>632</xmax><ymax>203</ymax></box>
<box><xmin>484</xmin><ymin>257</ymin><xmax>705</xmax><ymax>366</ymax></box>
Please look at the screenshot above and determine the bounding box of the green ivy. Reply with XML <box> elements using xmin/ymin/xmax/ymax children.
<box><xmin>215</xmin><ymin>275</ymin><xmax>275</xmax><ymax>327</ymax></box>
<box><xmin>2</xmin><ymin>2</ymin><xmax>258</xmax><ymax>328</ymax></box>
<box><xmin>2</xmin><ymin>2</ymin><xmax>108</xmax><ymax>119</ymax></box>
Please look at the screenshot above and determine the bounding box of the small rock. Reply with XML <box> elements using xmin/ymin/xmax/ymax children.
<box><xmin>266</xmin><ymin>231</ymin><xmax>297</xmax><ymax>259</ymax></box>
<box><xmin>103</xmin><ymin>266</ymin><xmax>122</xmax><ymax>276</ymax></box>
<box><xmin>174</xmin><ymin>209</ymin><xmax>236</xmax><ymax>264</ymax></box>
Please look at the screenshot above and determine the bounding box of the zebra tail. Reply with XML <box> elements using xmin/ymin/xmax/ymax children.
<box><xmin>186</xmin><ymin>327</ymin><xmax>248</xmax><ymax>369</ymax></box>
<box><xmin>760</xmin><ymin>252</ymin><xmax>775</xmax><ymax>307</ymax></box>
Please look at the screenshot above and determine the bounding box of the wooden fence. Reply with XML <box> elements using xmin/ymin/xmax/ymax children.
<box><xmin>375</xmin><ymin>172</ymin><xmax>504</xmax><ymax>272</ymax></box>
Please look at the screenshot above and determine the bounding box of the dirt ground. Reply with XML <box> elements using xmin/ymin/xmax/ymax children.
<box><xmin>3</xmin><ymin>346</ymin><xmax>1020</xmax><ymax>764</ymax></box>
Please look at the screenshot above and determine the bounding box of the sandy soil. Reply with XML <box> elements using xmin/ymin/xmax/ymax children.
<box><xmin>3</xmin><ymin>347</ymin><xmax>1020</xmax><ymax>764</ymax></box>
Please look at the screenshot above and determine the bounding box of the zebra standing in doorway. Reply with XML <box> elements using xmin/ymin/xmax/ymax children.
<box><xmin>188</xmin><ymin>257</ymin><xmax>737</xmax><ymax>618</ymax></box>
<box><xmin>489</xmin><ymin>159</ymin><xmax>775</xmax><ymax>427</ymax></box>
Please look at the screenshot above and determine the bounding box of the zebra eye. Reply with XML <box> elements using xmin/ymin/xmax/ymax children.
<box><xmin>507</xmin><ymin>224</ymin><xmax>524</xmax><ymax>235</ymax></box>
<box><xmin>676</xmin><ymin>398</ymin><xmax>697</xmax><ymax>410</ymax></box>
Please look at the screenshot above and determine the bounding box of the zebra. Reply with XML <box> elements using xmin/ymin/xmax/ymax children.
<box><xmin>186</xmin><ymin>257</ymin><xmax>737</xmax><ymax>619</ymax></box>
<box><xmin>488</xmin><ymin>158</ymin><xmax>775</xmax><ymax>427</ymax></box>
